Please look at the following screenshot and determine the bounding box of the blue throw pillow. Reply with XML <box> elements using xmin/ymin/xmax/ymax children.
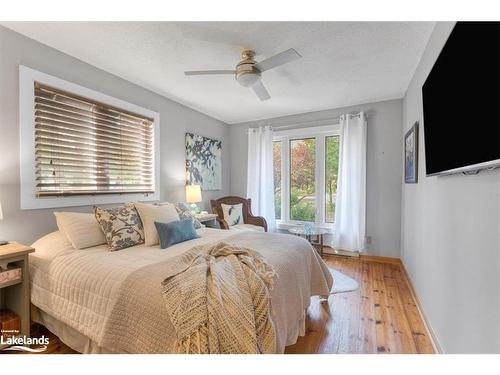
<box><xmin>155</xmin><ymin>219</ymin><xmax>200</xmax><ymax>249</ymax></box>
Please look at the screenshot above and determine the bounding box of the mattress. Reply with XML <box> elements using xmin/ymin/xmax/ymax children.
<box><xmin>29</xmin><ymin>228</ymin><xmax>332</xmax><ymax>353</ymax></box>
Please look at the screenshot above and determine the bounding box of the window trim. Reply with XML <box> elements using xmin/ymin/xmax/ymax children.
<box><xmin>19</xmin><ymin>66</ymin><xmax>161</xmax><ymax>209</ymax></box>
<box><xmin>273</xmin><ymin>124</ymin><xmax>340</xmax><ymax>230</ymax></box>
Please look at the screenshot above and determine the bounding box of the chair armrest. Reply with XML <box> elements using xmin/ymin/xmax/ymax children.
<box><xmin>216</xmin><ymin>217</ymin><xmax>230</xmax><ymax>230</ymax></box>
<box><xmin>246</xmin><ymin>215</ymin><xmax>268</xmax><ymax>232</ymax></box>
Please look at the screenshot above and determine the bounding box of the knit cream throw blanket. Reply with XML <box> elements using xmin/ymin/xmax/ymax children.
<box><xmin>161</xmin><ymin>241</ymin><xmax>277</xmax><ymax>354</ymax></box>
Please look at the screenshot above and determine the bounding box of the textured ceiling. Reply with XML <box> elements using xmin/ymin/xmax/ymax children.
<box><xmin>2</xmin><ymin>22</ymin><xmax>434</xmax><ymax>123</ymax></box>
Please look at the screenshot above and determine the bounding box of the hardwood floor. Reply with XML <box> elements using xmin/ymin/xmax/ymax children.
<box><xmin>6</xmin><ymin>255</ymin><xmax>434</xmax><ymax>354</ymax></box>
<box><xmin>285</xmin><ymin>255</ymin><xmax>435</xmax><ymax>354</ymax></box>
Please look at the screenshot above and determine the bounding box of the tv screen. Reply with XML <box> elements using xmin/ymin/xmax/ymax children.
<box><xmin>422</xmin><ymin>22</ymin><xmax>500</xmax><ymax>176</ymax></box>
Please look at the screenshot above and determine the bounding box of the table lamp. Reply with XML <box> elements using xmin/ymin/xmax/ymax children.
<box><xmin>0</xmin><ymin>201</ymin><xmax>7</xmax><ymax>246</ymax></box>
<box><xmin>185</xmin><ymin>185</ymin><xmax>202</xmax><ymax>214</ymax></box>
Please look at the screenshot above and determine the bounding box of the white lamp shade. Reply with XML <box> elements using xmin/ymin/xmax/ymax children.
<box><xmin>0</xmin><ymin>202</ymin><xmax>3</xmax><ymax>220</ymax></box>
<box><xmin>185</xmin><ymin>185</ymin><xmax>202</xmax><ymax>203</ymax></box>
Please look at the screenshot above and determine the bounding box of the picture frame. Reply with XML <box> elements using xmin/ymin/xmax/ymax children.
<box><xmin>404</xmin><ymin>122</ymin><xmax>419</xmax><ymax>183</ymax></box>
<box><xmin>185</xmin><ymin>132</ymin><xmax>222</xmax><ymax>190</ymax></box>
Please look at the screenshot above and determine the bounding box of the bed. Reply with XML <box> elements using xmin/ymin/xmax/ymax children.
<box><xmin>29</xmin><ymin>227</ymin><xmax>332</xmax><ymax>353</ymax></box>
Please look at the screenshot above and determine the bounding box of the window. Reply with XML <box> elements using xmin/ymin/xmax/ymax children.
<box><xmin>273</xmin><ymin>141</ymin><xmax>282</xmax><ymax>220</ymax></box>
<box><xmin>290</xmin><ymin>138</ymin><xmax>316</xmax><ymax>221</ymax></box>
<box><xmin>20</xmin><ymin>66</ymin><xmax>160</xmax><ymax>209</ymax></box>
<box><xmin>273</xmin><ymin>125</ymin><xmax>340</xmax><ymax>227</ymax></box>
<box><xmin>34</xmin><ymin>83</ymin><xmax>155</xmax><ymax>197</ymax></box>
<box><xmin>325</xmin><ymin>136</ymin><xmax>340</xmax><ymax>223</ymax></box>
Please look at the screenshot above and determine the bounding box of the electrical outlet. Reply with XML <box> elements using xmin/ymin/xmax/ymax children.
<box><xmin>365</xmin><ymin>236</ymin><xmax>372</xmax><ymax>245</ymax></box>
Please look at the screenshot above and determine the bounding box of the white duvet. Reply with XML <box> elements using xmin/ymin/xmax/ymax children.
<box><xmin>30</xmin><ymin>228</ymin><xmax>332</xmax><ymax>353</ymax></box>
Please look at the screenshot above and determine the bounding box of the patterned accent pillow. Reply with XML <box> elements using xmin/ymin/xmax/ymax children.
<box><xmin>173</xmin><ymin>202</ymin><xmax>202</xmax><ymax>229</ymax></box>
<box><xmin>221</xmin><ymin>203</ymin><xmax>243</xmax><ymax>226</ymax></box>
<box><xmin>94</xmin><ymin>203</ymin><xmax>145</xmax><ymax>251</ymax></box>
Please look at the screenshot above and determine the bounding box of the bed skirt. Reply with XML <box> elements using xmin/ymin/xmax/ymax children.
<box><xmin>30</xmin><ymin>304</ymin><xmax>308</xmax><ymax>354</ymax></box>
<box><xmin>31</xmin><ymin>305</ymin><xmax>115</xmax><ymax>354</ymax></box>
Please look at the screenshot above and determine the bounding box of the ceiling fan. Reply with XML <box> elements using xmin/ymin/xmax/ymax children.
<box><xmin>184</xmin><ymin>48</ymin><xmax>302</xmax><ymax>101</ymax></box>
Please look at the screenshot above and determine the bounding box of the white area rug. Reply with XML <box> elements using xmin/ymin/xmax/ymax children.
<box><xmin>330</xmin><ymin>268</ymin><xmax>359</xmax><ymax>294</ymax></box>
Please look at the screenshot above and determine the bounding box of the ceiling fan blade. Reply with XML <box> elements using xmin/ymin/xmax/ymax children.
<box><xmin>255</xmin><ymin>48</ymin><xmax>302</xmax><ymax>72</ymax></box>
<box><xmin>185</xmin><ymin>70</ymin><xmax>235</xmax><ymax>76</ymax></box>
<box><xmin>252</xmin><ymin>80</ymin><xmax>271</xmax><ymax>101</ymax></box>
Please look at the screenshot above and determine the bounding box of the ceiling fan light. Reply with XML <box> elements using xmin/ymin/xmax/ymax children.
<box><xmin>236</xmin><ymin>72</ymin><xmax>260</xmax><ymax>87</ymax></box>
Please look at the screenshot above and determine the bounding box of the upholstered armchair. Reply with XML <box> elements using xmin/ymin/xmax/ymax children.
<box><xmin>210</xmin><ymin>196</ymin><xmax>268</xmax><ymax>232</ymax></box>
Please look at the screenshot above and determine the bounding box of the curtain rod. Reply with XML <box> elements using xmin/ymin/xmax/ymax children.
<box><xmin>247</xmin><ymin>112</ymin><xmax>363</xmax><ymax>132</ymax></box>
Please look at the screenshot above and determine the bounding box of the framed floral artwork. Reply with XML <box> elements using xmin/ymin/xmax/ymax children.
<box><xmin>185</xmin><ymin>132</ymin><xmax>222</xmax><ymax>190</ymax></box>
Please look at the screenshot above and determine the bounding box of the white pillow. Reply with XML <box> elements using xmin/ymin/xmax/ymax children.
<box><xmin>221</xmin><ymin>203</ymin><xmax>244</xmax><ymax>226</ymax></box>
<box><xmin>134</xmin><ymin>202</ymin><xmax>180</xmax><ymax>246</ymax></box>
<box><xmin>54</xmin><ymin>212</ymin><xmax>106</xmax><ymax>250</ymax></box>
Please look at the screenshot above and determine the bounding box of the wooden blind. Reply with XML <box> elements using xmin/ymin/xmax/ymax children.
<box><xmin>34</xmin><ymin>83</ymin><xmax>155</xmax><ymax>197</ymax></box>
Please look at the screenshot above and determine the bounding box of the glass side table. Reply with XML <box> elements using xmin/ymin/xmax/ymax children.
<box><xmin>288</xmin><ymin>226</ymin><xmax>328</xmax><ymax>257</ymax></box>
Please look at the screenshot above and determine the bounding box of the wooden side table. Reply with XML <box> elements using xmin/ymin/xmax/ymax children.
<box><xmin>0</xmin><ymin>243</ymin><xmax>35</xmax><ymax>349</ymax></box>
<box><xmin>195</xmin><ymin>213</ymin><xmax>219</xmax><ymax>228</ymax></box>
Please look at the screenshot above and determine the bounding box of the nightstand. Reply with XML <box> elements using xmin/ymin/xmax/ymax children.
<box><xmin>195</xmin><ymin>213</ymin><xmax>219</xmax><ymax>228</ymax></box>
<box><xmin>0</xmin><ymin>243</ymin><xmax>34</xmax><ymax>349</ymax></box>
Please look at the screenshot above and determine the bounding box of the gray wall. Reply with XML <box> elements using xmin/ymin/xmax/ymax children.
<box><xmin>401</xmin><ymin>22</ymin><xmax>500</xmax><ymax>353</ymax></box>
<box><xmin>0</xmin><ymin>26</ymin><xmax>230</xmax><ymax>245</ymax></box>
<box><xmin>229</xmin><ymin>99</ymin><xmax>403</xmax><ymax>257</ymax></box>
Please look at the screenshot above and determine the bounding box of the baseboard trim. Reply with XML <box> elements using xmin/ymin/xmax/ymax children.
<box><xmin>359</xmin><ymin>253</ymin><xmax>401</xmax><ymax>264</ymax></box>
<box><xmin>398</xmin><ymin>260</ymin><xmax>444</xmax><ymax>354</ymax></box>
<box><xmin>325</xmin><ymin>251</ymin><xmax>403</xmax><ymax>264</ymax></box>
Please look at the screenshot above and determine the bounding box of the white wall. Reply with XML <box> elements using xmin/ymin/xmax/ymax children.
<box><xmin>0</xmin><ymin>26</ymin><xmax>230</xmax><ymax>245</ymax></box>
<box><xmin>229</xmin><ymin>99</ymin><xmax>403</xmax><ymax>257</ymax></box>
<box><xmin>401</xmin><ymin>22</ymin><xmax>500</xmax><ymax>353</ymax></box>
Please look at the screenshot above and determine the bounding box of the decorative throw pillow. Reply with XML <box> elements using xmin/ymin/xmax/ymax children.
<box><xmin>155</xmin><ymin>219</ymin><xmax>200</xmax><ymax>249</ymax></box>
<box><xmin>54</xmin><ymin>212</ymin><xmax>106</xmax><ymax>249</ymax></box>
<box><xmin>94</xmin><ymin>203</ymin><xmax>145</xmax><ymax>251</ymax></box>
<box><xmin>221</xmin><ymin>203</ymin><xmax>243</xmax><ymax>226</ymax></box>
<box><xmin>134</xmin><ymin>202</ymin><xmax>179</xmax><ymax>246</ymax></box>
<box><xmin>173</xmin><ymin>202</ymin><xmax>202</xmax><ymax>229</ymax></box>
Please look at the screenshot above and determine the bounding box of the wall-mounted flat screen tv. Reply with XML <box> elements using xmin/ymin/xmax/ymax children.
<box><xmin>422</xmin><ymin>22</ymin><xmax>500</xmax><ymax>176</ymax></box>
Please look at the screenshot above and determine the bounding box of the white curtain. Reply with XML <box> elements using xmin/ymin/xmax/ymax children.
<box><xmin>333</xmin><ymin>112</ymin><xmax>367</xmax><ymax>252</ymax></box>
<box><xmin>247</xmin><ymin>126</ymin><xmax>276</xmax><ymax>232</ymax></box>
